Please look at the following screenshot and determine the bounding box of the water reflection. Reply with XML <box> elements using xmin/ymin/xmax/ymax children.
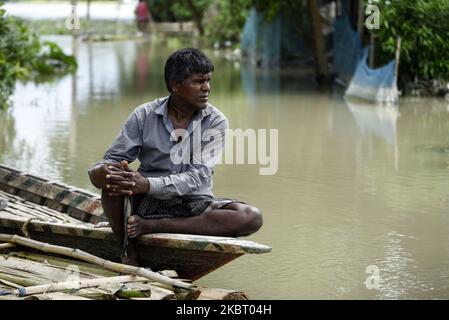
<box><xmin>345</xmin><ymin>98</ymin><xmax>399</xmax><ymax>146</ymax></box>
<box><xmin>4</xmin><ymin>1</ymin><xmax>135</xmax><ymax>20</ymax></box>
<box><xmin>2</xmin><ymin>36</ymin><xmax>449</xmax><ymax>299</ymax></box>
<box><xmin>0</xmin><ymin>109</ymin><xmax>16</xmax><ymax>157</ymax></box>
<box><xmin>344</xmin><ymin>97</ymin><xmax>400</xmax><ymax>169</ymax></box>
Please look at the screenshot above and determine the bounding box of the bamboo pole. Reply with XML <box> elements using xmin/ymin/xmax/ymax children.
<box><xmin>73</xmin><ymin>288</ymin><xmax>118</xmax><ymax>300</ymax></box>
<box><xmin>0</xmin><ymin>278</ymin><xmax>23</xmax><ymax>289</ymax></box>
<box><xmin>115</xmin><ymin>288</ymin><xmax>152</xmax><ymax>299</ymax></box>
<box><xmin>0</xmin><ymin>243</ymin><xmax>15</xmax><ymax>250</ymax></box>
<box><xmin>0</xmin><ymin>295</ymin><xmax>22</xmax><ymax>300</ymax></box>
<box><xmin>0</xmin><ymin>234</ymin><xmax>194</xmax><ymax>290</ymax></box>
<box><xmin>4</xmin><ymin>275</ymin><xmax>144</xmax><ymax>297</ymax></box>
<box><xmin>116</xmin><ymin>282</ymin><xmax>176</xmax><ymax>300</ymax></box>
<box><xmin>1</xmin><ymin>256</ymin><xmax>90</xmax><ymax>282</ymax></box>
<box><xmin>0</xmin><ymin>264</ymin><xmax>56</xmax><ymax>285</ymax></box>
<box><xmin>0</xmin><ymin>272</ymin><xmax>42</xmax><ymax>287</ymax></box>
<box><xmin>1</xmin><ymin>260</ymin><xmax>175</xmax><ymax>300</ymax></box>
<box><xmin>25</xmin><ymin>292</ymin><xmax>91</xmax><ymax>300</ymax></box>
<box><xmin>0</xmin><ymin>198</ymin><xmax>7</xmax><ymax>210</ymax></box>
<box><xmin>0</xmin><ymin>267</ymin><xmax>112</xmax><ymax>300</ymax></box>
<box><xmin>1</xmin><ymin>252</ymin><xmax>188</xmax><ymax>300</ymax></box>
<box><xmin>9</xmin><ymin>251</ymin><xmax>117</xmax><ymax>278</ymax></box>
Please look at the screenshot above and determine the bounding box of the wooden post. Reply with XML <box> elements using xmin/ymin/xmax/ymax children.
<box><xmin>395</xmin><ymin>37</ymin><xmax>401</xmax><ymax>86</ymax></box>
<box><xmin>70</xmin><ymin>0</ymin><xmax>79</xmax><ymax>38</ymax></box>
<box><xmin>357</xmin><ymin>0</ymin><xmax>364</xmax><ymax>35</ymax></box>
<box><xmin>307</xmin><ymin>0</ymin><xmax>330</xmax><ymax>83</ymax></box>
<box><xmin>86</xmin><ymin>0</ymin><xmax>91</xmax><ymax>33</ymax></box>
<box><xmin>116</xmin><ymin>0</ymin><xmax>123</xmax><ymax>35</ymax></box>
<box><xmin>369</xmin><ymin>33</ymin><xmax>375</xmax><ymax>68</ymax></box>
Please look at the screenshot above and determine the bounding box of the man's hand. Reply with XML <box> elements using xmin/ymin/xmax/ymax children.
<box><xmin>89</xmin><ymin>162</ymin><xmax>130</xmax><ymax>189</ymax></box>
<box><xmin>104</xmin><ymin>161</ymin><xmax>149</xmax><ymax>196</ymax></box>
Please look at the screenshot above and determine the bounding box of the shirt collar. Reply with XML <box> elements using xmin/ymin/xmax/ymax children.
<box><xmin>155</xmin><ymin>96</ymin><xmax>212</xmax><ymax>119</ymax></box>
<box><xmin>154</xmin><ymin>97</ymin><xmax>168</xmax><ymax>116</ymax></box>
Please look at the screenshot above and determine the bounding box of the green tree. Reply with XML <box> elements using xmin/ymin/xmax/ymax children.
<box><xmin>368</xmin><ymin>0</ymin><xmax>449</xmax><ymax>85</ymax></box>
<box><xmin>205</xmin><ymin>0</ymin><xmax>252</xmax><ymax>44</ymax></box>
<box><xmin>0</xmin><ymin>2</ymin><xmax>77</xmax><ymax>109</ymax></box>
<box><xmin>205</xmin><ymin>0</ymin><xmax>305</xmax><ymax>46</ymax></box>
<box><xmin>171</xmin><ymin>0</ymin><xmax>210</xmax><ymax>35</ymax></box>
<box><xmin>149</xmin><ymin>0</ymin><xmax>304</xmax><ymax>46</ymax></box>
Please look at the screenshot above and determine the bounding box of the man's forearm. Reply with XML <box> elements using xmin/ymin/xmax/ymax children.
<box><xmin>147</xmin><ymin>165</ymin><xmax>211</xmax><ymax>197</ymax></box>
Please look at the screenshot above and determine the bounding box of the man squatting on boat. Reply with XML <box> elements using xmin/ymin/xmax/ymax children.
<box><xmin>88</xmin><ymin>48</ymin><xmax>263</xmax><ymax>266</ymax></box>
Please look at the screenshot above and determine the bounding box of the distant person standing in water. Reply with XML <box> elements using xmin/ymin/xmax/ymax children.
<box><xmin>135</xmin><ymin>0</ymin><xmax>150</xmax><ymax>32</ymax></box>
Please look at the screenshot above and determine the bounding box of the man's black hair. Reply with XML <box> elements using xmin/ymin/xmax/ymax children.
<box><xmin>164</xmin><ymin>48</ymin><xmax>214</xmax><ymax>92</ymax></box>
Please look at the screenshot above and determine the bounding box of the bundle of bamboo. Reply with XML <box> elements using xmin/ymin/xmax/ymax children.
<box><xmin>0</xmin><ymin>198</ymin><xmax>7</xmax><ymax>210</ymax></box>
<box><xmin>0</xmin><ymin>234</ymin><xmax>248</xmax><ymax>300</ymax></box>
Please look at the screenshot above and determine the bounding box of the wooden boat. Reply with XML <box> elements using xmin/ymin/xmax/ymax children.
<box><xmin>0</xmin><ymin>165</ymin><xmax>271</xmax><ymax>281</ymax></box>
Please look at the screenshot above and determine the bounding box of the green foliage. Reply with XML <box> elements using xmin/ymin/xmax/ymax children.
<box><xmin>149</xmin><ymin>0</ymin><xmax>303</xmax><ymax>46</ymax></box>
<box><xmin>171</xmin><ymin>0</ymin><xmax>210</xmax><ymax>22</ymax></box>
<box><xmin>205</xmin><ymin>0</ymin><xmax>304</xmax><ymax>46</ymax></box>
<box><xmin>148</xmin><ymin>0</ymin><xmax>250</xmax><ymax>43</ymax></box>
<box><xmin>35</xmin><ymin>41</ymin><xmax>77</xmax><ymax>75</ymax></box>
<box><xmin>253</xmin><ymin>0</ymin><xmax>303</xmax><ymax>22</ymax></box>
<box><xmin>205</xmin><ymin>0</ymin><xmax>252</xmax><ymax>44</ymax></box>
<box><xmin>0</xmin><ymin>6</ymin><xmax>39</xmax><ymax>108</ymax></box>
<box><xmin>0</xmin><ymin>2</ymin><xmax>77</xmax><ymax>109</ymax></box>
<box><xmin>368</xmin><ymin>0</ymin><xmax>449</xmax><ymax>82</ymax></box>
<box><xmin>148</xmin><ymin>0</ymin><xmax>177</xmax><ymax>22</ymax></box>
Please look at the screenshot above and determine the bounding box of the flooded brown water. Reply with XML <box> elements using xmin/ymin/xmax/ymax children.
<box><xmin>2</xmin><ymin>36</ymin><xmax>449</xmax><ymax>299</ymax></box>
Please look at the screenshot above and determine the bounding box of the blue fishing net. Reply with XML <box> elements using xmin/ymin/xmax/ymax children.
<box><xmin>345</xmin><ymin>48</ymin><xmax>398</xmax><ymax>104</ymax></box>
<box><xmin>333</xmin><ymin>15</ymin><xmax>362</xmax><ymax>84</ymax></box>
<box><xmin>332</xmin><ymin>12</ymin><xmax>398</xmax><ymax>103</ymax></box>
<box><xmin>241</xmin><ymin>7</ymin><xmax>311</xmax><ymax>67</ymax></box>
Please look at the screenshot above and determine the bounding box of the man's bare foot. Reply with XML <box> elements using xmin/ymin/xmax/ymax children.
<box><xmin>127</xmin><ymin>215</ymin><xmax>154</xmax><ymax>238</ymax></box>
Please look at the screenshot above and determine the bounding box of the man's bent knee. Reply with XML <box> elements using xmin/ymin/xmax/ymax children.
<box><xmin>239</xmin><ymin>205</ymin><xmax>263</xmax><ymax>236</ymax></box>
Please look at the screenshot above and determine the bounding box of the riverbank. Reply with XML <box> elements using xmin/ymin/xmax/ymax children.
<box><xmin>402</xmin><ymin>78</ymin><xmax>449</xmax><ymax>98</ymax></box>
<box><xmin>3</xmin><ymin>1</ymin><xmax>135</xmax><ymax>20</ymax></box>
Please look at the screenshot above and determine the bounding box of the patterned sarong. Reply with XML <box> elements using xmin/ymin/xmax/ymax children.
<box><xmin>131</xmin><ymin>194</ymin><xmax>242</xmax><ymax>219</ymax></box>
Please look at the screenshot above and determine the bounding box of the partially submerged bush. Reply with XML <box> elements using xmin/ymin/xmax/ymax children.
<box><xmin>0</xmin><ymin>3</ymin><xmax>77</xmax><ymax>109</ymax></box>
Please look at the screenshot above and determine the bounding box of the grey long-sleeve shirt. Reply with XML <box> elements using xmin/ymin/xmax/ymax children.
<box><xmin>89</xmin><ymin>96</ymin><xmax>228</xmax><ymax>199</ymax></box>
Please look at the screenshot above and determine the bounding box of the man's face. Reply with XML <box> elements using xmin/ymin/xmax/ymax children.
<box><xmin>172</xmin><ymin>72</ymin><xmax>211</xmax><ymax>110</ymax></box>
